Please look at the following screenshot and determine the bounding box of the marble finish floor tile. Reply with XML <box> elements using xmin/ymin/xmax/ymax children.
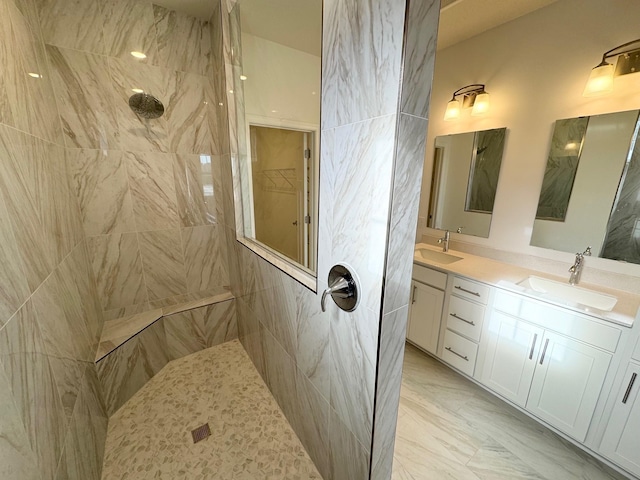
<box><xmin>101</xmin><ymin>340</ymin><xmax>321</xmax><ymax>479</ymax></box>
<box><xmin>392</xmin><ymin>344</ymin><xmax>627</xmax><ymax>480</ymax></box>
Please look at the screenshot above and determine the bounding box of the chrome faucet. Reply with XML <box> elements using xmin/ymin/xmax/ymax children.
<box><xmin>438</xmin><ymin>230</ymin><xmax>450</xmax><ymax>252</ymax></box>
<box><xmin>568</xmin><ymin>246</ymin><xmax>592</xmax><ymax>285</ymax></box>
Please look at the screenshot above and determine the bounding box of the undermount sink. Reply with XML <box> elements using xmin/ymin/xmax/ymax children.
<box><xmin>415</xmin><ymin>248</ymin><xmax>463</xmax><ymax>265</ymax></box>
<box><xmin>519</xmin><ymin>275</ymin><xmax>618</xmax><ymax>311</ymax></box>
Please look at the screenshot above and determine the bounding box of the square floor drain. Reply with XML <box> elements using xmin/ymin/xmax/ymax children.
<box><xmin>191</xmin><ymin>423</ymin><xmax>211</xmax><ymax>444</ymax></box>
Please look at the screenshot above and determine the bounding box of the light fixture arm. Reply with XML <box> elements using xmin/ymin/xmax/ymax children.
<box><xmin>599</xmin><ymin>38</ymin><xmax>640</xmax><ymax>65</ymax></box>
<box><xmin>450</xmin><ymin>84</ymin><xmax>487</xmax><ymax>100</ymax></box>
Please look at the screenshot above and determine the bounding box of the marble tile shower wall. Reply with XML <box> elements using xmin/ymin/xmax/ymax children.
<box><xmin>0</xmin><ymin>0</ymin><xmax>107</xmax><ymax>479</ymax></box>
<box><xmin>39</xmin><ymin>0</ymin><xmax>231</xmax><ymax>321</ymax></box>
<box><xmin>217</xmin><ymin>0</ymin><xmax>439</xmax><ymax>479</ymax></box>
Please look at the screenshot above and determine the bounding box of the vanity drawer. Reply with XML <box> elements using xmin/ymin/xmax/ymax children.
<box><xmin>413</xmin><ymin>264</ymin><xmax>447</xmax><ymax>290</ymax></box>
<box><xmin>446</xmin><ymin>295</ymin><xmax>485</xmax><ymax>342</ymax></box>
<box><xmin>452</xmin><ymin>276</ymin><xmax>490</xmax><ymax>305</ymax></box>
<box><xmin>442</xmin><ymin>330</ymin><xmax>478</xmax><ymax>377</ymax></box>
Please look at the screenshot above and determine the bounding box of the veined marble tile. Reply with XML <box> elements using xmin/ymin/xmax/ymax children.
<box><xmin>0</xmin><ymin>301</ymin><xmax>68</xmax><ymax>480</ymax></box>
<box><xmin>102</xmin><ymin>0</ymin><xmax>158</xmax><ymax>63</ymax></box>
<box><xmin>66</xmin><ymin>242</ymin><xmax>104</xmax><ymax>349</ymax></box>
<box><xmin>40</xmin><ymin>142</ymin><xmax>84</xmax><ymax>266</ymax></box>
<box><xmin>371</xmin><ymin>306</ymin><xmax>409</xmax><ymax>480</ymax></box>
<box><xmin>107</xmin><ymin>57</ymin><xmax>170</xmax><ymax>153</ymax></box>
<box><xmin>324</xmin><ymin>0</ymin><xmax>404</xmax><ymax>128</ymax></box>
<box><xmin>161</xmin><ymin>287</ymin><xmax>233</xmax><ymax>315</ymax></box>
<box><xmin>5</xmin><ymin>0</ymin><xmax>63</xmax><ymax>144</ymax></box>
<box><xmin>46</xmin><ymin>45</ymin><xmax>119</xmax><ymax>150</ymax></box>
<box><xmin>87</xmin><ymin>233</ymin><xmax>147</xmax><ymax>311</ymax></box>
<box><xmin>124</xmin><ymin>151</ymin><xmax>180</xmax><ymax>230</ymax></box>
<box><xmin>0</xmin><ymin>0</ymin><xmax>16</xmax><ymax>127</ymax></box>
<box><xmin>329</xmin><ymin>407</ymin><xmax>370</xmax><ymax>480</ymax></box>
<box><xmin>31</xmin><ymin>267</ymin><xmax>93</xmax><ymax>365</ymax></box>
<box><xmin>103</xmin><ymin>301</ymin><xmax>150</xmax><ymax>322</ymax></box>
<box><xmin>35</xmin><ymin>0</ymin><xmax>105</xmax><ymax>54</ymax></box>
<box><xmin>138</xmin><ymin>229</ymin><xmax>188</xmax><ymax>300</ymax></box>
<box><xmin>164</xmin><ymin>299</ymin><xmax>237</xmax><ymax>359</ymax></box>
<box><xmin>57</xmin><ymin>366</ymin><xmax>107</xmax><ymax>480</ymax></box>
<box><xmin>67</xmin><ymin>149</ymin><xmax>136</xmax><ymax>236</ymax></box>
<box><xmin>0</xmin><ymin>363</ymin><xmax>41</xmax><ymax>480</ymax></box>
<box><xmin>399</xmin><ymin>0</ymin><xmax>439</xmax><ymax>118</ymax></box>
<box><xmin>261</xmin><ymin>326</ymin><xmax>297</xmax><ymax>421</ymax></box>
<box><xmin>173</xmin><ymin>154</ymin><xmax>215</xmax><ymax>226</ymax></box>
<box><xmin>96</xmin><ymin>319</ymin><xmax>169</xmax><ymax>416</ymax></box>
<box><xmin>96</xmin><ymin>308</ymin><xmax>163</xmax><ymax>361</ymax></box>
<box><xmin>332</xmin><ymin>115</ymin><xmax>396</xmax><ymax>314</ymax></box>
<box><xmin>0</xmin><ymin>189</ymin><xmax>30</xmax><ymax>328</ymax></box>
<box><xmin>0</xmin><ymin>126</ymin><xmax>54</xmax><ymax>292</ymax></box>
<box><xmin>153</xmin><ymin>4</ymin><xmax>212</xmax><ymax>76</ymax></box>
<box><xmin>329</xmin><ymin>305</ymin><xmax>379</xmax><ymax>449</ymax></box>
<box><xmin>383</xmin><ymin>115</ymin><xmax>428</xmax><ymax>315</ymax></box>
<box><xmin>182</xmin><ymin>225</ymin><xmax>229</xmax><ymax>293</ymax></box>
<box><xmin>165</xmin><ymin>71</ymin><xmax>212</xmax><ymax>154</ymax></box>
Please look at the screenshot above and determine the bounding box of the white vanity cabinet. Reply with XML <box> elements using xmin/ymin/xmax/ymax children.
<box><xmin>407</xmin><ymin>265</ymin><xmax>447</xmax><ymax>355</ymax></box>
<box><xmin>441</xmin><ymin>276</ymin><xmax>489</xmax><ymax>377</ymax></box>
<box><xmin>600</xmin><ymin>361</ymin><xmax>640</xmax><ymax>477</ymax></box>
<box><xmin>478</xmin><ymin>310</ymin><xmax>543</xmax><ymax>407</ymax></box>
<box><xmin>479</xmin><ymin>290</ymin><xmax>618</xmax><ymax>443</ymax></box>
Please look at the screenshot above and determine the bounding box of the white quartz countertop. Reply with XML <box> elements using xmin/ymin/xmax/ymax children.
<box><xmin>413</xmin><ymin>243</ymin><xmax>640</xmax><ymax>328</ymax></box>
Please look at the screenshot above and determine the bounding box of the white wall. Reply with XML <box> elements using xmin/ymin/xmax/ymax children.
<box><xmin>418</xmin><ymin>0</ymin><xmax>640</xmax><ymax>277</ymax></box>
<box><xmin>242</xmin><ymin>32</ymin><xmax>320</xmax><ymax>127</ymax></box>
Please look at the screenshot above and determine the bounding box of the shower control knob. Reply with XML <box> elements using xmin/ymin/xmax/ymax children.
<box><xmin>321</xmin><ymin>264</ymin><xmax>359</xmax><ymax>312</ymax></box>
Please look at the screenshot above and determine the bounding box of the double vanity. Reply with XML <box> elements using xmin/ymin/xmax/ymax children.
<box><xmin>408</xmin><ymin>243</ymin><xmax>640</xmax><ymax>479</ymax></box>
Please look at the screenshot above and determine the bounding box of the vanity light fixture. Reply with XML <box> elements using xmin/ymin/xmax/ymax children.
<box><xmin>444</xmin><ymin>84</ymin><xmax>490</xmax><ymax>121</ymax></box>
<box><xmin>583</xmin><ymin>38</ymin><xmax>640</xmax><ymax>97</ymax></box>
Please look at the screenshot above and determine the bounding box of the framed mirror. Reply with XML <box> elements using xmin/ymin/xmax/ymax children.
<box><xmin>428</xmin><ymin>128</ymin><xmax>507</xmax><ymax>238</ymax></box>
<box><xmin>531</xmin><ymin>109</ymin><xmax>640</xmax><ymax>264</ymax></box>
<box><xmin>227</xmin><ymin>0</ymin><xmax>322</xmax><ymax>285</ymax></box>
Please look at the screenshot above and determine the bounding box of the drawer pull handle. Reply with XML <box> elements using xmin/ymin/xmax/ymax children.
<box><xmin>450</xmin><ymin>313</ymin><xmax>475</xmax><ymax>326</ymax></box>
<box><xmin>411</xmin><ymin>285</ymin><xmax>417</xmax><ymax>305</ymax></box>
<box><xmin>623</xmin><ymin>373</ymin><xmax>637</xmax><ymax>404</ymax></box>
<box><xmin>529</xmin><ymin>333</ymin><xmax>538</xmax><ymax>360</ymax></box>
<box><xmin>454</xmin><ymin>285</ymin><xmax>480</xmax><ymax>297</ymax></box>
<box><xmin>445</xmin><ymin>346</ymin><xmax>469</xmax><ymax>361</ymax></box>
<box><xmin>539</xmin><ymin>338</ymin><xmax>550</xmax><ymax>365</ymax></box>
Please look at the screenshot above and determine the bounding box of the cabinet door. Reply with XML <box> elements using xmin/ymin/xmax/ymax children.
<box><xmin>526</xmin><ymin>331</ymin><xmax>611</xmax><ymax>442</ymax></box>
<box><xmin>600</xmin><ymin>362</ymin><xmax>640</xmax><ymax>477</ymax></box>
<box><xmin>407</xmin><ymin>281</ymin><xmax>444</xmax><ymax>355</ymax></box>
<box><xmin>478</xmin><ymin>311</ymin><xmax>543</xmax><ymax>407</ymax></box>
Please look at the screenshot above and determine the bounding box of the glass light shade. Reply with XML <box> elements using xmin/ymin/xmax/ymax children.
<box><xmin>471</xmin><ymin>92</ymin><xmax>490</xmax><ymax>116</ymax></box>
<box><xmin>444</xmin><ymin>99</ymin><xmax>461</xmax><ymax>121</ymax></box>
<box><xmin>583</xmin><ymin>63</ymin><xmax>614</xmax><ymax>97</ymax></box>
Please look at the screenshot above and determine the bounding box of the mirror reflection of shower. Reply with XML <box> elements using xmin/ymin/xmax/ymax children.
<box><xmin>128</xmin><ymin>92</ymin><xmax>165</xmax><ymax>119</ymax></box>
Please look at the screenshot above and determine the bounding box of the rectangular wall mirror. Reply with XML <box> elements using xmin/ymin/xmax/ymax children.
<box><xmin>229</xmin><ymin>0</ymin><xmax>321</xmax><ymax>281</ymax></box>
<box><xmin>428</xmin><ymin>128</ymin><xmax>507</xmax><ymax>238</ymax></box>
<box><xmin>531</xmin><ymin>109</ymin><xmax>640</xmax><ymax>264</ymax></box>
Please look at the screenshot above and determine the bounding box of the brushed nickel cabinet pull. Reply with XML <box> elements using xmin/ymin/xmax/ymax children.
<box><xmin>623</xmin><ymin>373</ymin><xmax>637</xmax><ymax>404</ymax></box>
<box><xmin>445</xmin><ymin>346</ymin><xmax>469</xmax><ymax>361</ymax></box>
<box><xmin>454</xmin><ymin>285</ymin><xmax>480</xmax><ymax>297</ymax></box>
<box><xmin>412</xmin><ymin>285</ymin><xmax>417</xmax><ymax>305</ymax></box>
<box><xmin>529</xmin><ymin>334</ymin><xmax>538</xmax><ymax>360</ymax></box>
<box><xmin>539</xmin><ymin>338</ymin><xmax>550</xmax><ymax>365</ymax></box>
<box><xmin>450</xmin><ymin>313</ymin><xmax>475</xmax><ymax>326</ymax></box>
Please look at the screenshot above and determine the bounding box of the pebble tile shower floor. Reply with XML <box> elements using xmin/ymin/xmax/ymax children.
<box><xmin>100</xmin><ymin>340</ymin><xmax>321</xmax><ymax>479</ymax></box>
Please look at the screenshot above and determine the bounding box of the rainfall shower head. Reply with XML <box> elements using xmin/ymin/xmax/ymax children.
<box><xmin>128</xmin><ymin>92</ymin><xmax>165</xmax><ymax>119</ymax></box>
